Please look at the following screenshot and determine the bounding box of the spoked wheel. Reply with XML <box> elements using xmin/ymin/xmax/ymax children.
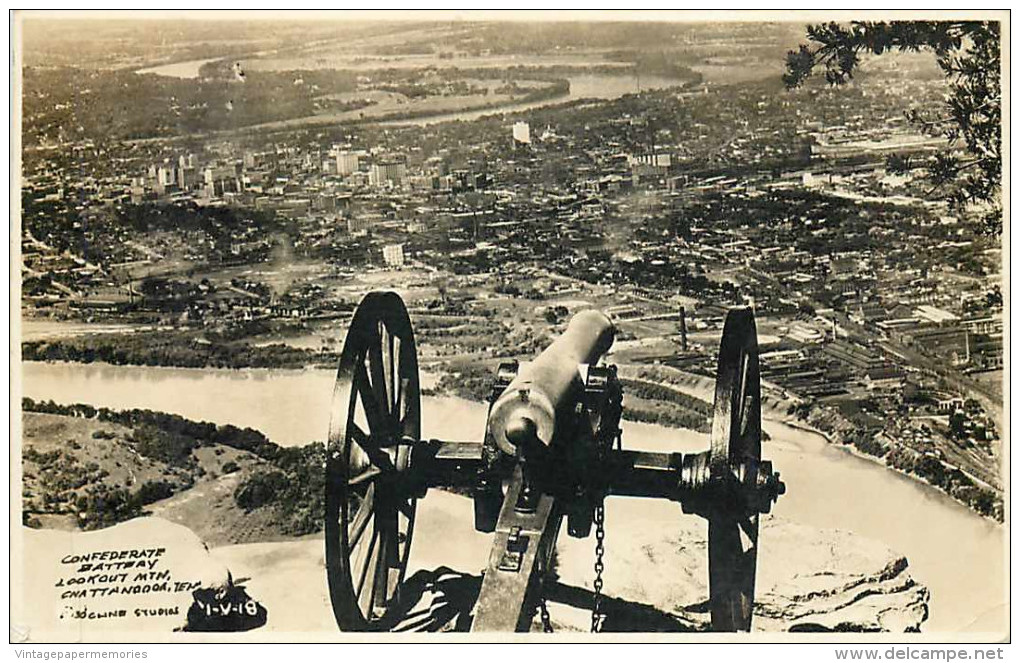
<box><xmin>707</xmin><ymin>308</ymin><xmax>762</xmax><ymax>632</ymax></box>
<box><xmin>326</xmin><ymin>291</ymin><xmax>421</xmax><ymax>631</ymax></box>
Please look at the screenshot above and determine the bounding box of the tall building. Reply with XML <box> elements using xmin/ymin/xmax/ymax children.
<box><xmin>630</xmin><ymin>152</ymin><xmax>674</xmax><ymax>185</ymax></box>
<box><xmin>369</xmin><ymin>159</ymin><xmax>407</xmax><ymax>187</ymax></box>
<box><xmin>176</xmin><ymin>166</ymin><xmax>196</xmax><ymax>190</ymax></box>
<box><xmin>335</xmin><ymin>151</ymin><xmax>361</xmax><ymax>176</ymax></box>
<box><xmin>202</xmin><ymin>165</ymin><xmax>241</xmax><ymax>197</ymax></box>
<box><xmin>157</xmin><ymin>165</ymin><xmax>176</xmax><ymax>187</ymax></box>
<box><xmin>512</xmin><ymin>121</ymin><xmax>531</xmax><ymax>145</ymax></box>
<box><xmin>203</xmin><ymin>165</ymin><xmax>238</xmax><ymax>185</ymax></box>
<box><xmin>382</xmin><ymin>243</ymin><xmax>405</xmax><ymax>267</ymax></box>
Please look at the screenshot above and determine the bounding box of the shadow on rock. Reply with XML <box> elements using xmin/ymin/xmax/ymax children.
<box><xmin>545</xmin><ymin>581</ymin><xmax>705</xmax><ymax>632</ymax></box>
<box><xmin>377</xmin><ymin>567</ymin><xmax>702</xmax><ymax>633</ymax></box>
<box><xmin>382</xmin><ymin>567</ymin><xmax>481</xmax><ymax>633</ymax></box>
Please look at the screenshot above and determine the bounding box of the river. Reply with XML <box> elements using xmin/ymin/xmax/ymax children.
<box><xmin>375</xmin><ymin>73</ymin><xmax>691</xmax><ymax>127</ymax></box>
<box><xmin>19</xmin><ymin>361</ymin><xmax>1005</xmax><ymax>635</ymax></box>
<box><xmin>132</xmin><ymin>54</ymin><xmax>690</xmax><ymax>128</ymax></box>
<box><xmin>135</xmin><ymin>57</ymin><xmax>222</xmax><ymax>79</ymax></box>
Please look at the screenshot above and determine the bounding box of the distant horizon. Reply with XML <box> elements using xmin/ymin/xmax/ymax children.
<box><xmin>14</xmin><ymin>8</ymin><xmax>1006</xmax><ymax>24</ymax></box>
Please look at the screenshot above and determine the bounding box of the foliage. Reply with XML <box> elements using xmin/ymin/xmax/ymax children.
<box><xmin>784</xmin><ymin>21</ymin><xmax>1002</xmax><ymax>234</ymax></box>
<box><xmin>23</xmin><ymin>398</ymin><xmax>328</xmax><ymax>535</ymax></box>
<box><xmin>22</xmin><ymin>444</ymin><xmax>179</xmax><ymax>530</ymax></box>
<box><xmin>21</xmin><ymin>66</ymin><xmax>360</xmax><ymax>141</ymax></box>
<box><xmin>133</xmin><ymin>480</ymin><xmax>176</xmax><ymax>505</ymax></box>
<box><xmin>76</xmin><ymin>485</ymin><xmax>141</xmax><ymax>530</ymax></box>
<box><xmin>129</xmin><ymin>425</ymin><xmax>200</xmax><ymax>468</ymax></box>
<box><xmin>620</xmin><ymin>377</ymin><xmax>712</xmax><ymax>433</ymax></box>
<box><xmin>22</xmin><ymin>331</ymin><xmax>334</xmax><ymax>370</ymax></box>
<box><xmin>23</xmin><ymin>398</ymin><xmax>278</xmax><ymax>461</ymax></box>
<box><xmin>232</xmin><ymin>443</ymin><xmax>326</xmax><ymax>536</ymax></box>
<box><xmin>234</xmin><ymin>471</ymin><xmax>289</xmax><ymax>511</ymax></box>
<box><xmin>433</xmin><ymin>361</ymin><xmax>497</xmax><ymax>402</ymax></box>
<box><xmin>544</xmin><ymin>305</ymin><xmax>569</xmax><ymax>325</ymax></box>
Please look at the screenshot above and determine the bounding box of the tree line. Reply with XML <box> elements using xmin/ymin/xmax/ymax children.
<box><xmin>23</xmin><ymin>332</ymin><xmax>335</xmax><ymax>370</ymax></box>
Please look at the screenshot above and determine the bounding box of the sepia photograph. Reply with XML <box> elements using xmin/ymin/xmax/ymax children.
<box><xmin>8</xmin><ymin>9</ymin><xmax>1009</xmax><ymax>645</ymax></box>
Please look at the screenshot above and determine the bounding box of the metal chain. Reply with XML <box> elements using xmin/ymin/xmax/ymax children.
<box><xmin>539</xmin><ymin>596</ymin><xmax>553</xmax><ymax>633</ymax></box>
<box><xmin>591</xmin><ymin>501</ymin><xmax>606</xmax><ymax>633</ymax></box>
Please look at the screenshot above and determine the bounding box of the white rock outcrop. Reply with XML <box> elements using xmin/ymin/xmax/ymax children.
<box><xmin>18</xmin><ymin>518</ymin><xmax>234</xmax><ymax>639</ymax></box>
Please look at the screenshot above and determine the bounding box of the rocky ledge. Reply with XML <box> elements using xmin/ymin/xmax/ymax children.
<box><xmin>16</xmin><ymin>497</ymin><xmax>929</xmax><ymax>638</ymax></box>
<box><xmin>547</xmin><ymin>515</ymin><xmax>929</xmax><ymax>632</ymax></box>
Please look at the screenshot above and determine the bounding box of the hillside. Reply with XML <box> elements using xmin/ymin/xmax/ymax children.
<box><xmin>21</xmin><ymin>403</ymin><xmax>324</xmax><ymax>544</ymax></box>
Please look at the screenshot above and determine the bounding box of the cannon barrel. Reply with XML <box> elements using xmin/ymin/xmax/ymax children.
<box><xmin>488</xmin><ymin>310</ymin><xmax>615</xmax><ymax>455</ymax></box>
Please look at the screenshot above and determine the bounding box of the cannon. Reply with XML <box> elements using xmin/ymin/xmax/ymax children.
<box><xmin>325</xmin><ymin>291</ymin><xmax>784</xmax><ymax>633</ymax></box>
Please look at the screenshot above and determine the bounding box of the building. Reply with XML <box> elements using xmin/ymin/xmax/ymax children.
<box><xmin>907</xmin><ymin>325</ymin><xmax>970</xmax><ymax>365</ymax></box>
<box><xmin>631</xmin><ymin>153</ymin><xmax>672</xmax><ymax>169</ymax></box>
<box><xmin>383</xmin><ymin>243</ymin><xmax>405</xmax><ymax>267</ymax></box>
<box><xmin>202</xmin><ymin>165</ymin><xmax>241</xmax><ymax>197</ymax></box>
<box><xmin>630</xmin><ymin>153</ymin><xmax>673</xmax><ymax>185</ymax></box>
<box><xmin>962</xmin><ymin>315</ymin><xmax>1003</xmax><ymax>336</ymax></box>
<box><xmin>787</xmin><ymin>324</ymin><xmax>825</xmax><ymax>344</ymax></box>
<box><xmin>865</xmin><ymin>364</ymin><xmax>906</xmax><ymax>390</ymax></box>
<box><xmin>347</xmin><ymin>216</ymin><xmax>370</xmax><ymax>235</ymax></box>
<box><xmin>369</xmin><ymin>159</ymin><xmax>407</xmax><ymax>187</ymax></box>
<box><xmin>335</xmin><ymin>151</ymin><xmax>361</xmax><ymax>176</ymax></box>
<box><xmin>914</xmin><ymin>305</ymin><xmax>960</xmax><ymax>326</ymax></box>
<box><xmin>540</xmin><ymin>125</ymin><xmax>558</xmax><ymax>142</ymax></box>
<box><xmin>176</xmin><ymin>166</ymin><xmax>196</xmax><ymax>190</ymax></box>
<box><xmin>157</xmin><ymin>165</ymin><xmax>176</xmax><ymax>187</ymax></box>
<box><xmin>512</xmin><ymin>121</ymin><xmax>531</xmax><ymax>145</ymax></box>
<box><xmin>204</xmin><ymin>165</ymin><xmax>238</xmax><ymax>185</ymax></box>
<box><xmin>823</xmin><ymin>340</ymin><xmax>887</xmax><ymax>372</ymax></box>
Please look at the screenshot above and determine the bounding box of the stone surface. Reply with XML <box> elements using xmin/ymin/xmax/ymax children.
<box><xmin>210</xmin><ymin>492</ymin><xmax>929</xmax><ymax>634</ymax></box>
<box><xmin>208</xmin><ymin>539</ymin><xmax>335</xmax><ymax>633</ymax></box>
<box><xmin>550</xmin><ymin>514</ymin><xmax>929</xmax><ymax>632</ymax></box>
<box><xmin>18</xmin><ymin>493</ymin><xmax>929</xmax><ymax>637</ymax></box>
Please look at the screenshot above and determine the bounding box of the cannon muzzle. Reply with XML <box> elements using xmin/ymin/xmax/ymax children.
<box><xmin>488</xmin><ymin>310</ymin><xmax>615</xmax><ymax>455</ymax></box>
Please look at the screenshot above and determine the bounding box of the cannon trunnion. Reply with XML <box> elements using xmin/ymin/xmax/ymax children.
<box><xmin>325</xmin><ymin>291</ymin><xmax>784</xmax><ymax>634</ymax></box>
